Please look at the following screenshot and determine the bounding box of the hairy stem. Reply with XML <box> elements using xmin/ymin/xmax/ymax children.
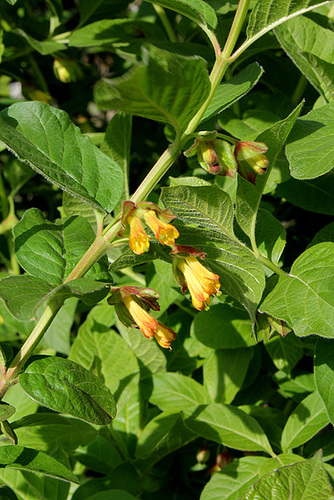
<box><xmin>0</xmin><ymin>299</ymin><xmax>61</xmax><ymax>399</ymax></box>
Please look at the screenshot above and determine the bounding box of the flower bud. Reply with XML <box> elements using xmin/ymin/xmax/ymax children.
<box><xmin>196</xmin><ymin>446</ymin><xmax>210</xmax><ymax>464</ymax></box>
<box><xmin>268</xmin><ymin>315</ymin><xmax>291</xmax><ymax>337</ymax></box>
<box><xmin>53</xmin><ymin>58</ymin><xmax>84</xmax><ymax>83</ymax></box>
<box><xmin>185</xmin><ymin>135</ymin><xmax>237</xmax><ymax>177</ymax></box>
<box><xmin>234</xmin><ymin>141</ymin><xmax>268</xmax><ymax>184</ymax></box>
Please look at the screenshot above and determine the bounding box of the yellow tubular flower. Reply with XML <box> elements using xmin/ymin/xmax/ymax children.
<box><xmin>144</xmin><ymin>210</ymin><xmax>179</xmax><ymax>246</ymax></box>
<box><xmin>128</xmin><ymin>215</ymin><xmax>150</xmax><ymax>255</ymax></box>
<box><xmin>178</xmin><ymin>256</ymin><xmax>221</xmax><ymax>311</ymax></box>
<box><xmin>123</xmin><ymin>295</ymin><xmax>158</xmax><ymax>338</ymax></box>
<box><xmin>154</xmin><ymin>322</ymin><xmax>177</xmax><ymax>349</ymax></box>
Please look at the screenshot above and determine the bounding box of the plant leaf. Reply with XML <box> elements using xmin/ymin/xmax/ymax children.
<box><xmin>19</xmin><ymin>357</ymin><xmax>116</xmax><ymax>425</ymax></box>
<box><xmin>69</xmin><ymin>322</ymin><xmax>139</xmax><ymax>401</ymax></box>
<box><xmin>286</xmin><ymin>102</ymin><xmax>334</xmax><ymax>179</ymax></box>
<box><xmin>200</xmin><ymin>456</ymin><xmax>267</xmax><ymax>500</ymax></box>
<box><xmin>135</xmin><ymin>412</ymin><xmax>196</xmax><ymax>467</ymax></box>
<box><xmin>13</xmin><ymin>209</ymin><xmax>110</xmax><ymax>284</ymax></box>
<box><xmin>185</xmin><ymin>403</ymin><xmax>274</xmax><ymax>455</ymax></box>
<box><xmin>191</xmin><ymin>304</ymin><xmax>255</xmax><ymax>349</ymax></box>
<box><xmin>11</xmin><ymin>414</ymin><xmax>96</xmax><ymax>453</ymax></box>
<box><xmin>0</xmin><ymin>102</ymin><xmax>123</xmax><ymax>213</ymax></box>
<box><xmin>276</xmin><ymin>177</ymin><xmax>334</xmax><ymax>216</ymax></box>
<box><xmin>203</xmin><ymin>348</ymin><xmax>254</xmax><ymax>404</ymax></box>
<box><xmin>150</xmin><ymin>372</ymin><xmax>211</xmax><ymax>411</ymax></box>
<box><xmin>281</xmin><ymin>391</ymin><xmax>330</xmax><ymax>452</ymax></box>
<box><xmin>260</xmin><ymin>243</ymin><xmax>334</xmax><ymax>338</ymax></box>
<box><xmin>0</xmin><ymin>403</ymin><xmax>16</xmax><ymax>423</ymax></box>
<box><xmin>0</xmin><ymin>275</ymin><xmax>109</xmax><ymax>321</ymax></box>
<box><xmin>0</xmin><ymin>445</ymin><xmax>78</xmax><ymax>483</ymax></box>
<box><xmin>143</xmin><ymin>0</ymin><xmax>217</xmax><ymax>29</ymax></box>
<box><xmin>242</xmin><ymin>452</ymin><xmax>334</xmax><ymax>499</ymax></box>
<box><xmin>202</xmin><ymin>63</ymin><xmax>264</xmax><ymax>122</ymax></box>
<box><xmin>244</xmin><ymin>0</ymin><xmax>334</xmax><ymax>52</ymax></box>
<box><xmin>315</xmin><ymin>338</ymin><xmax>334</xmax><ymax>426</ymax></box>
<box><xmin>94</xmin><ymin>44</ymin><xmax>211</xmax><ymax>133</ymax></box>
<box><xmin>275</xmin><ymin>15</ymin><xmax>334</xmax><ymax>102</ymax></box>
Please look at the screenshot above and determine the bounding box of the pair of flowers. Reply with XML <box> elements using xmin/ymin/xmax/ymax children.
<box><xmin>109</xmin><ymin>201</ymin><xmax>221</xmax><ymax>349</ymax></box>
<box><xmin>185</xmin><ymin>135</ymin><xmax>269</xmax><ymax>184</ymax></box>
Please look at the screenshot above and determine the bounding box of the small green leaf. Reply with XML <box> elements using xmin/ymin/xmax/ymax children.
<box><xmin>94</xmin><ymin>44</ymin><xmax>211</xmax><ymax>133</ymax></box>
<box><xmin>315</xmin><ymin>338</ymin><xmax>334</xmax><ymax>426</ymax></box>
<box><xmin>13</xmin><ymin>209</ymin><xmax>110</xmax><ymax>284</ymax></box>
<box><xmin>0</xmin><ymin>445</ymin><xmax>78</xmax><ymax>483</ymax></box>
<box><xmin>202</xmin><ymin>63</ymin><xmax>264</xmax><ymax>122</ymax></box>
<box><xmin>243</xmin><ymin>452</ymin><xmax>334</xmax><ymax>499</ymax></box>
<box><xmin>150</xmin><ymin>372</ymin><xmax>211</xmax><ymax>411</ymax></box>
<box><xmin>281</xmin><ymin>392</ymin><xmax>330</xmax><ymax>452</ymax></box>
<box><xmin>260</xmin><ymin>243</ymin><xmax>334</xmax><ymax>338</ymax></box>
<box><xmin>143</xmin><ymin>0</ymin><xmax>217</xmax><ymax>29</ymax></box>
<box><xmin>0</xmin><ymin>404</ymin><xmax>15</xmax><ymax>423</ymax></box>
<box><xmin>185</xmin><ymin>403</ymin><xmax>274</xmax><ymax>455</ymax></box>
<box><xmin>0</xmin><ymin>102</ymin><xmax>123</xmax><ymax>213</ymax></box>
<box><xmin>19</xmin><ymin>357</ymin><xmax>116</xmax><ymax>425</ymax></box>
<box><xmin>200</xmin><ymin>456</ymin><xmax>267</xmax><ymax>500</ymax></box>
<box><xmin>286</xmin><ymin>102</ymin><xmax>334</xmax><ymax>179</ymax></box>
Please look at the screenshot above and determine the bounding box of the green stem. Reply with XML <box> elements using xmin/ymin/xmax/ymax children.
<box><xmin>153</xmin><ymin>4</ymin><xmax>178</xmax><ymax>43</ymax></box>
<box><xmin>257</xmin><ymin>254</ymin><xmax>286</xmax><ymax>276</ymax></box>
<box><xmin>0</xmin><ymin>299</ymin><xmax>61</xmax><ymax>399</ymax></box>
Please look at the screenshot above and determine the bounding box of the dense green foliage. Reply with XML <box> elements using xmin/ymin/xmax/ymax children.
<box><xmin>0</xmin><ymin>0</ymin><xmax>334</xmax><ymax>498</ymax></box>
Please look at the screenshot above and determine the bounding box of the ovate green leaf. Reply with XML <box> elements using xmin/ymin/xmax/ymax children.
<box><xmin>13</xmin><ymin>209</ymin><xmax>110</xmax><ymax>284</ymax></box>
<box><xmin>0</xmin><ymin>102</ymin><xmax>123</xmax><ymax>213</ymax></box>
<box><xmin>94</xmin><ymin>45</ymin><xmax>211</xmax><ymax>133</ymax></box>
<box><xmin>19</xmin><ymin>357</ymin><xmax>116</xmax><ymax>425</ymax></box>
<box><xmin>185</xmin><ymin>403</ymin><xmax>274</xmax><ymax>455</ymax></box>
<box><xmin>150</xmin><ymin>372</ymin><xmax>211</xmax><ymax>411</ymax></box>
<box><xmin>286</xmin><ymin>102</ymin><xmax>334</xmax><ymax>179</ymax></box>
<box><xmin>202</xmin><ymin>63</ymin><xmax>264</xmax><ymax>122</ymax></box>
<box><xmin>0</xmin><ymin>275</ymin><xmax>109</xmax><ymax>321</ymax></box>
<box><xmin>260</xmin><ymin>243</ymin><xmax>334</xmax><ymax>338</ymax></box>
<box><xmin>200</xmin><ymin>456</ymin><xmax>267</xmax><ymax>500</ymax></box>
<box><xmin>275</xmin><ymin>15</ymin><xmax>334</xmax><ymax>101</ymax></box>
<box><xmin>281</xmin><ymin>392</ymin><xmax>330</xmax><ymax>452</ymax></box>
